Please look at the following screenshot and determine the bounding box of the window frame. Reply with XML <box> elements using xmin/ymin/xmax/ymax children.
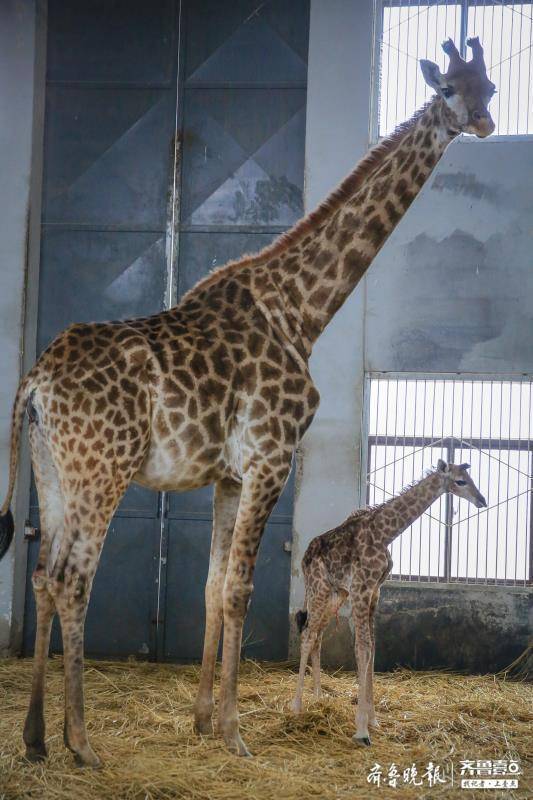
<box><xmin>361</xmin><ymin>372</ymin><xmax>533</xmax><ymax>587</ymax></box>
<box><xmin>371</xmin><ymin>0</ymin><xmax>533</xmax><ymax>142</ymax></box>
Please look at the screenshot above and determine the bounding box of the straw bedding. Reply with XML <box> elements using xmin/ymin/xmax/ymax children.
<box><xmin>0</xmin><ymin>657</ymin><xmax>531</xmax><ymax>800</ymax></box>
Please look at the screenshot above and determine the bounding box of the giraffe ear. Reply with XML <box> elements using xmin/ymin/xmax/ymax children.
<box><xmin>437</xmin><ymin>459</ymin><xmax>448</xmax><ymax>472</ymax></box>
<box><xmin>460</xmin><ymin>463</ymin><xmax>470</xmax><ymax>470</ymax></box>
<box><xmin>420</xmin><ymin>59</ymin><xmax>444</xmax><ymax>91</ymax></box>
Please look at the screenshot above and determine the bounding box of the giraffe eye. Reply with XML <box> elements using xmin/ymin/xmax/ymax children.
<box><xmin>455</xmin><ymin>480</ymin><xmax>467</xmax><ymax>486</ymax></box>
<box><xmin>442</xmin><ymin>86</ymin><xmax>455</xmax><ymax>98</ymax></box>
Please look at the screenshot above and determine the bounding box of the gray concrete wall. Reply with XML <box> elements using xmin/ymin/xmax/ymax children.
<box><xmin>291</xmin><ymin>0</ymin><xmax>532</xmax><ymax>671</ymax></box>
<box><xmin>0</xmin><ymin>0</ymin><xmax>41</xmax><ymax>655</ymax></box>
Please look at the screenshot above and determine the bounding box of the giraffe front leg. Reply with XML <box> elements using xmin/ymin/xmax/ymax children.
<box><xmin>194</xmin><ymin>479</ymin><xmax>241</xmax><ymax>736</ymax></box>
<box><xmin>23</xmin><ymin>580</ymin><xmax>55</xmax><ymax>762</ymax></box>
<box><xmin>217</xmin><ymin>462</ymin><xmax>290</xmax><ymax>756</ymax></box>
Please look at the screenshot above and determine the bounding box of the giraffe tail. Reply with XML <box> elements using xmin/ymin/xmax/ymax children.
<box><xmin>0</xmin><ymin>374</ymin><xmax>34</xmax><ymax>560</ymax></box>
<box><xmin>295</xmin><ymin>609</ymin><xmax>308</xmax><ymax>634</ymax></box>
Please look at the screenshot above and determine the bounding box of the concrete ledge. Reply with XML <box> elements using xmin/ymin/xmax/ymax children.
<box><xmin>291</xmin><ymin>582</ymin><xmax>531</xmax><ymax>674</ymax></box>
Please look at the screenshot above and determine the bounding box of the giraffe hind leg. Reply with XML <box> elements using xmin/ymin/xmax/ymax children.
<box><xmin>23</xmin><ymin>423</ymin><xmax>63</xmax><ymax>761</ymax></box>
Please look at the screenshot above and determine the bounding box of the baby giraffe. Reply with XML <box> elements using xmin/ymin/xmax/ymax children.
<box><xmin>292</xmin><ymin>460</ymin><xmax>486</xmax><ymax>745</ymax></box>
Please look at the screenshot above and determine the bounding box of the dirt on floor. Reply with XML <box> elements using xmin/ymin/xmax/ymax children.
<box><xmin>0</xmin><ymin>658</ymin><xmax>531</xmax><ymax>800</ymax></box>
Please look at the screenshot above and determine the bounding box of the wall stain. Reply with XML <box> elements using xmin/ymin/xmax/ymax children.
<box><xmin>431</xmin><ymin>171</ymin><xmax>502</xmax><ymax>206</ymax></box>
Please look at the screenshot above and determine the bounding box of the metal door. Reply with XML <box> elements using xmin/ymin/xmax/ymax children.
<box><xmin>23</xmin><ymin>0</ymin><xmax>310</xmax><ymax>662</ymax></box>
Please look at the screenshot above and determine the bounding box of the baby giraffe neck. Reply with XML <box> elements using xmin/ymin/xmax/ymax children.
<box><xmin>373</xmin><ymin>472</ymin><xmax>445</xmax><ymax>547</ymax></box>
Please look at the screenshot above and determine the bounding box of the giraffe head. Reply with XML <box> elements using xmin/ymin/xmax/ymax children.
<box><xmin>437</xmin><ymin>459</ymin><xmax>487</xmax><ymax>508</ymax></box>
<box><xmin>420</xmin><ymin>37</ymin><xmax>496</xmax><ymax>138</ymax></box>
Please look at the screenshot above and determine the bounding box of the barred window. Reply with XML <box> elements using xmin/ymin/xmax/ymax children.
<box><xmin>377</xmin><ymin>1</ymin><xmax>533</xmax><ymax>136</ymax></box>
<box><xmin>366</xmin><ymin>376</ymin><xmax>532</xmax><ymax>585</ymax></box>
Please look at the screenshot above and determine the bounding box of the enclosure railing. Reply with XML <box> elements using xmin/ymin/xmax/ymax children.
<box><xmin>364</xmin><ymin>375</ymin><xmax>532</xmax><ymax>585</ymax></box>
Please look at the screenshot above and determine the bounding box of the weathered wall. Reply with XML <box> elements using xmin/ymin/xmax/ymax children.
<box><xmin>365</xmin><ymin>137</ymin><xmax>533</xmax><ymax>375</ymax></box>
<box><xmin>290</xmin><ymin>0</ymin><xmax>532</xmax><ymax>671</ymax></box>
<box><xmin>0</xmin><ymin>0</ymin><xmax>40</xmax><ymax>654</ymax></box>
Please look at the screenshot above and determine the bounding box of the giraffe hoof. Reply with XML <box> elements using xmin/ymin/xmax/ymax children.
<box><xmin>353</xmin><ymin>735</ymin><xmax>372</xmax><ymax>747</ymax></box>
<box><xmin>73</xmin><ymin>749</ymin><xmax>101</xmax><ymax>769</ymax></box>
<box><xmin>223</xmin><ymin>731</ymin><xmax>252</xmax><ymax>757</ymax></box>
<box><xmin>25</xmin><ymin>742</ymin><xmax>47</xmax><ymax>762</ymax></box>
<box><xmin>194</xmin><ymin>716</ymin><xmax>214</xmax><ymax>736</ymax></box>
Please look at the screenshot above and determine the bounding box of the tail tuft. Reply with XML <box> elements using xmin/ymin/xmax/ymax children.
<box><xmin>0</xmin><ymin>509</ymin><xmax>14</xmax><ymax>560</ymax></box>
<box><xmin>295</xmin><ymin>609</ymin><xmax>308</xmax><ymax>634</ymax></box>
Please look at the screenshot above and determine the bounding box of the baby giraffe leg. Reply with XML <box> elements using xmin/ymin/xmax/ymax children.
<box><xmin>292</xmin><ymin>588</ymin><xmax>331</xmax><ymax>712</ymax></box>
<box><xmin>310</xmin><ymin>632</ymin><xmax>324</xmax><ymax>698</ymax></box>
<box><xmin>351</xmin><ymin>590</ymin><xmax>373</xmax><ymax>746</ymax></box>
<box><xmin>367</xmin><ymin>587</ymin><xmax>380</xmax><ymax>728</ymax></box>
<box><xmin>292</xmin><ymin>625</ymin><xmax>316</xmax><ymax>713</ymax></box>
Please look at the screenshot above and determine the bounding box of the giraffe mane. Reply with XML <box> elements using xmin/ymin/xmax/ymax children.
<box><xmin>359</xmin><ymin>466</ymin><xmax>439</xmax><ymax>518</ymax></box>
<box><xmin>181</xmin><ymin>101</ymin><xmax>435</xmax><ymax>303</ymax></box>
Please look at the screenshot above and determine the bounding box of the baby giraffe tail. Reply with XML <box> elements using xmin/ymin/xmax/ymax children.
<box><xmin>0</xmin><ymin>374</ymin><xmax>34</xmax><ymax>559</ymax></box>
<box><xmin>295</xmin><ymin>609</ymin><xmax>308</xmax><ymax>634</ymax></box>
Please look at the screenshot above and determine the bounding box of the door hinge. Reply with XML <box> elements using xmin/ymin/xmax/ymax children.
<box><xmin>24</xmin><ymin>521</ymin><xmax>39</xmax><ymax>541</ymax></box>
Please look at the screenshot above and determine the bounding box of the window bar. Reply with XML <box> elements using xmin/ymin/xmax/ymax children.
<box><xmin>419</xmin><ymin>377</ymin><xmax>427</xmax><ymax>581</ymax></box>
<box><xmin>392</xmin><ymin>380</ymin><xmax>400</xmax><ymax>575</ymax></box>
<box><xmin>526</xmin><ymin>378</ymin><xmax>533</xmax><ymax>583</ymax></box>
<box><xmin>526</xmin><ymin>7</ymin><xmax>533</xmax><ymax>133</ymax></box>
<box><xmin>409</xmin><ymin>378</ymin><xmax>419</xmax><ymax>579</ymax></box>
<box><xmin>514</xmin><ymin>381</ymin><xmax>523</xmax><ymax>583</ymax></box>
<box><xmin>440</xmin><ymin>380</ymin><xmax>448</xmax><ymax>580</ymax></box>
<box><xmin>465</xmin><ymin>378</ymin><xmax>475</xmax><ymax>583</ymax></box>
<box><xmin>394</xmin><ymin>0</ymin><xmax>403</xmax><ymax>132</ymax></box>
<box><xmin>445</xmin><ymin>421</ymin><xmax>455</xmax><ymax>582</ymax></box>
<box><xmin>517</xmin><ymin>0</ymin><xmax>524</xmax><ymax>134</ymax></box>
<box><xmin>497</xmin><ymin>380</ymin><xmax>505</xmax><ymax>580</ymax></box>
<box><xmin>485</xmin><ymin>379</ymin><xmax>493</xmax><ymax>584</ymax></box>
<box><xmin>476</xmin><ymin>379</ymin><xmax>484</xmax><ymax>581</ymax></box>
<box><xmin>460</xmin><ymin>0</ymin><xmax>469</xmax><ymax>57</ymax></box>
<box><xmin>400</xmin><ymin>378</ymin><xmax>408</xmax><ymax>574</ymax></box>
<box><xmin>504</xmin><ymin>381</ymin><xmax>513</xmax><ymax>581</ymax></box>
<box><xmin>497</xmin><ymin>3</ymin><xmax>504</xmax><ymax>131</ymax></box>
<box><xmin>429</xmin><ymin>378</ymin><xmax>438</xmax><ymax>580</ymax></box>
<box><xmin>404</xmin><ymin>0</ymin><xmax>411</xmax><ymax>122</ymax></box>
<box><xmin>457</xmin><ymin>377</ymin><xmax>466</xmax><ymax>580</ymax></box>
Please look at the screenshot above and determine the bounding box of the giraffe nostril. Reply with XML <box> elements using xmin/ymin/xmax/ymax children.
<box><xmin>472</xmin><ymin>110</ymin><xmax>484</xmax><ymax>121</ymax></box>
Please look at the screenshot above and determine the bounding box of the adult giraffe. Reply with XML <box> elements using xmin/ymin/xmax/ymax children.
<box><xmin>0</xmin><ymin>39</ymin><xmax>495</xmax><ymax>765</ymax></box>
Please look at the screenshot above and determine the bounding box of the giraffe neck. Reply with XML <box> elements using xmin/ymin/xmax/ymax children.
<box><xmin>372</xmin><ymin>471</ymin><xmax>445</xmax><ymax>547</ymax></box>
<box><xmin>267</xmin><ymin>97</ymin><xmax>459</xmax><ymax>354</ymax></box>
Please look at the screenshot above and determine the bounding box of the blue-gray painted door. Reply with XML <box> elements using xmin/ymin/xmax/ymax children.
<box><xmin>23</xmin><ymin>0</ymin><xmax>310</xmax><ymax>662</ymax></box>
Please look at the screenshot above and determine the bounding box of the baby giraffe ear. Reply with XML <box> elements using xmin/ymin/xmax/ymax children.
<box><xmin>420</xmin><ymin>59</ymin><xmax>444</xmax><ymax>91</ymax></box>
<box><xmin>437</xmin><ymin>458</ymin><xmax>448</xmax><ymax>472</ymax></box>
<box><xmin>460</xmin><ymin>463</ymin><xmax>471</xmax><ymax>470</ymax></box>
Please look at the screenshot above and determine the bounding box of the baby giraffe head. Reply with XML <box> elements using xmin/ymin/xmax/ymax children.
<box><xmin>436</xmin><ymin>459</ymin><xmax>487</xmax><ymax>508</ymax></box>
<box><xmin>420</xmin><ymin>37</ymin><xmax>496</xmax><ymax>137</ymax></box>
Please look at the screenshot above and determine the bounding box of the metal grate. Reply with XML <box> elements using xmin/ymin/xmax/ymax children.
<box><xmin>365</xmin><ymin>376</ymin><xmax>532</xmax><ymax>585</ymax></box>
<box><xmin>377</xmin><ymin>1</ymin><xmax>533</xmax><ymax>137</ymax></box>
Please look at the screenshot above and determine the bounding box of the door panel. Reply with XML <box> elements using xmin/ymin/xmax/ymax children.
<box><xmin>163</xmin><ymin>518</ymin><xmax>292</xmax><ymax>661</ymax></box>
<box><xmin>23</xmin><ymin>0</ymin><xmax>309</xmax><ymax>663</ymax></box>
<box><xmin>23</xmin><ymin>515</ymin><xmax>160</xmax><ymax>658</ymax></box>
